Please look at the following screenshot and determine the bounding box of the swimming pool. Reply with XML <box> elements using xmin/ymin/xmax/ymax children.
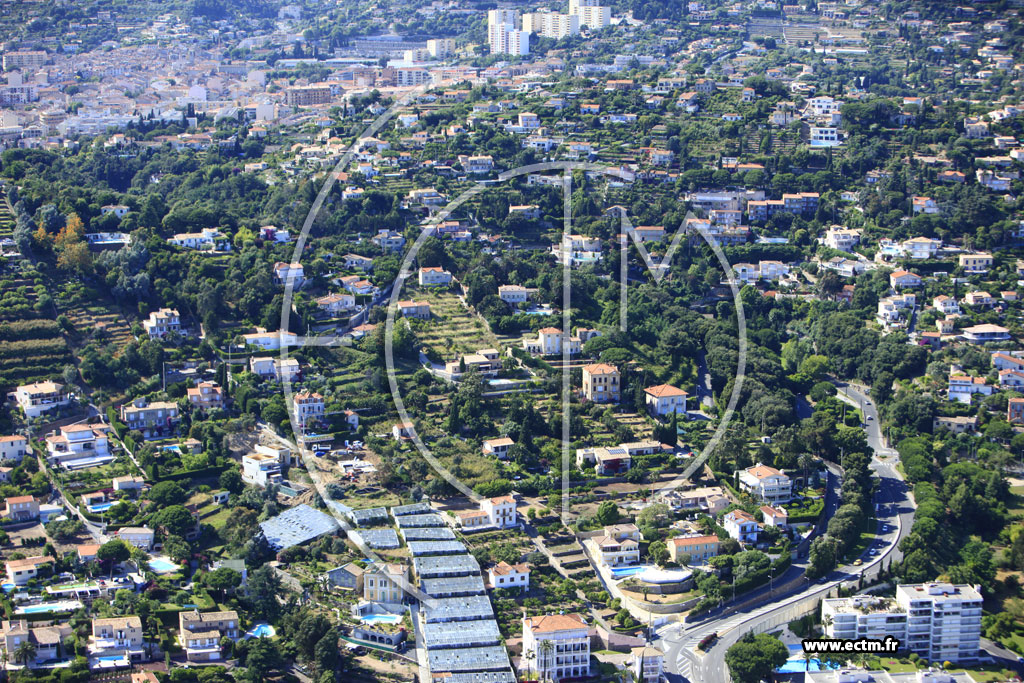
<box><xmin>246</xmin><ymin>623</ymin><xmax>276</xmax><ymax>638</ymax></box>
<box><xmin>148</xmin><ymin>557</ymin><xmax>179</xmax><ymax>573</ymax></box>
<box><xmin>360</xmin><ymin>614</ymin><xmax>400</xmax><ymax>625</ymax></box>
<box><xmin>487</xmin><ymin>379</ymin><xmax>519</xmax><ymax>387</ymax></box>
<box><xmin>278</xmin><ymin>485</ymin><xmax>300</xmax><ymax>497</ymax></box>
<box><xmin>776</xmin><ymin>645</ymin><xmax>841</xmax><ymax>673</ymax></box>
<box><xmin>88</xmin><ymin>502</ymin><xmax>115</xmax><ymax>512</ymax></box>
<box><xmin>16</xmin><ymin>600</ymin><xmax>82</xmax><ymax>615</ymax></box>
<box><xmin>97</xmin><ymin>655</ymin><xmax>127</xmax><ymax>662</ymax></box>
<box><xmin>611</xmin><ymin>565</ymin><xmax>652</xmax><ymax>578</ymax></box>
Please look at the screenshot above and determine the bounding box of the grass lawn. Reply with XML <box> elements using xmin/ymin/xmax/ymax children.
<box><xmin>1008</xmin><ymin>486</ymin><xmax>1024</xmax><ymax>515</ymax></box>
<box><xmin>202</xmin><ymin>507</ymin><xmax>234</xmax><ymax>530</ymax></box>
<box><xmin>876</xmin><ymin>659</ymin><xmax>919</xmax><ymax>673</ymax></box>
<box><xmin>842</xmin><ymin>524</ymin><xmax>877</xmax><ymax>564</ymax></box>
<box><xmin>950</xmin><ymin>665</ymin><xmax>1022</xmax><ymax>682</ymax></box>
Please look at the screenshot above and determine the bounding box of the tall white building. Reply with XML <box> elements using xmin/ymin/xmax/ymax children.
<box><xmin>522</xmin><ymin>614</ymin><xmax>590</xmax><ymax>682</ymax></box>
<box><xmin>569</xmin><ymin>0</ymin><xmax>611</xmax><ymax>28</ymax></box>
<box><xmin>823</xmin><ymin>584</ymin><xmax>982</xmax><ymax>663</ymax></box>
<box><xmin>488</xmin><ymin>9</ymin><xmax>530</xmax><ymax>55</ymax></box>
<box><xmin>896</xmin><ymin>583</ymin><xmax>982</xmax><ymax>663</ymax></box>
<box><xmin>523</xmin><ymin>11</ymin><xmax>580</xmax><ymax>39</ymax></box>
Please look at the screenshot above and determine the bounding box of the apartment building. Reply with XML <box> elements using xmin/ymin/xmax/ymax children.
<box><xmin>285</xmin><ymin>85</ymin><xmax>332</xmax><ymax>106</ymax></box>
<box><xmin>143</xmin><ymin>308</ymin><xmax>182</xmax><ymax>338</ymax></box>
<box><xmin>738</xmin><ymin>463</ymin><xmax>792</xmax><ymax>504</ymax></box>
<box><xmin>15</xmin><ymin>380</ymin><xmax>70</xmax><ymax>419</ymax></box>
<box><xmin>823</xmin><ymin>595</ymin><xmax>908</xmax><ymax>643</ymax></box>
<box><xmin>524</xmin><ymin>10</ymin><xmax>580</xmax><ymax>38</ymax></box>
<box><xmin>119</xmin><ymin>398</ymin><xmax>179</xmax><ymax>438</ymax></box>
<box><xmin>487</xmin><ymin>10</ymin><xmax>529</xmax><ymax>56</ymax></box>
<box><xmin>582</xmin><ymin>363</ymin><xmax>620</xmax><ymax>403</ymax></box>
<box><xmin>522</xmin><ymin>614</ymin><xmax>590</xmax><ymax>682</ymax></box>
<box><xmin>178</xmin><ymin>610</ymin><xmax>240</xmax><ymax>662</ymax></box>
<box><xmin>896</xmin><ymin>583</ymin><xmax>982</xmax><ymax>663</ymax></box>
<box><xmin>824</xmin><ymin>584</ymin><xmax>982</xmax><ymax>663</ymax></box>
<box><xmin>570</xmin><ymin>0</ymin><xmax>611</xmax><ymax>28</ymax></box>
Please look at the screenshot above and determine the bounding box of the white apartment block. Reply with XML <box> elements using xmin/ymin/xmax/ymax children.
<box><xmin>825</xmin><ymin>584</ymin><xmax>982</xmax><ymax>663</ymax></box>
<box><xmin>823</xmin><ymin>595</ymin><xmax>908</xmax><ymax>642</ymax></box>
<box><xmin>570</xmin><ymin>0</ymin><xmax>612</xmax><ymax>28</ymax></box>
<box><xmin>895</xmin><ymin>583</ymin><xmax>982</xmax><ymax>663</ymax></box>
<box><xmin>523</xmin><ymin>11</ymin><xmax>580</xmax><ymax>39</ymax></box>
<box><xmin>488</xmin><ymin>10</ymin><xmax>529</xmax><ymax>56</ymax></box>
<box><xmin>522</xmin><ymin>614</ymin><xmax>590</xmax><ymax>682</ymax></box>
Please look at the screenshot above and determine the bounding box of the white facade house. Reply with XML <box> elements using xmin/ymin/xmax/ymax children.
<box><xmin>498</xmin><ymin>284</ymin><xmax>535</xmax><ymax>304</ymax></box>
<box><xmin>315</xmin><ymin>292</ymin><xmax>356</xmax><ymax>315</ymax></box>
<box><xmin>630</xmin><ymin>646</ymin><xmax>664</xmax><ymax>683</ymax></box>
<box><xmin>169</xmin><ymin>227</ymin><xmax>230</xmax><ymax>251</ymax></box>
<box><xmin>242</xmin><ymin>452</ymin><xmax>282</xmax><ymax>488</ymax></box>
<box><xmin>523</xmin><ymin>327</ymin><xmax>581</xmax><ymax>356</ymax></box>
<box><xmin>292</xmin><ymin>391</ymin><xmax>325</xmax><ymax>428</ymax></box>
<box><xmin>273</xmin><ymin>262</ymin><xmax>305</xmax><ymax>287</ymax></box>
<box><xmin>116</xmin><ymin>527</ymin><xmax>155</xmax><ymax>550</ymax></box>
<box><xmin>644</xmin><ymin>384</ymin><xmax>688</xmax><ymax>417</ymax></box>
<box><xmin>482</xmin><ymin>437</ymin><xmax>514</xmax><ymax>460</ymax></box>
<box><xmin>418</xmin><ymin>267</ymin><xmax>453</xmax><ymax>287</ymax></box>
<box><xmin>144</xmin><ymin>308</ymin><xmax>183</xmax><ymax>338</ymax></box>
<box><xmin>488</xmin><ymin>561</ymin><xmax>529</xmax><ymax>591</ymax></box>
<box><xmin>249</xmin><ymin>356</ymin><xmax>301</xmax><ymax>383</ymax></box>
<box><xmin>723</xmin><ymin>509</ymin><xmax>759</xmax><ymax>543</ymax></box>
<box><xmin>824</xmin><ymin>227</ymin><xmax>862</xmax><ymax>251</ymax></box>
<box><xmin>481</xmin><ymin>495</ymin><xmax>517</xmax><ymax>528</ymax></box>
<box><xmin>241</xmin><ymin>328</ymin><xmax>300</xmax><ymax>351</ymax></box>
<box><xmin>45</xmin><ymin>424</ymin><xmax>112</xmax><ymax>469</ymax></box>
<box><xmin>15</xmin><ymin>381</ymin><xmax>70</xmax><ymax>419</ymax></box>
<box><xmin>0</xmin><ymin>435</ymin><xmax>28</xmax><ymax>463</ymax></box>
<box><xmin>738</xmin><ymin>463</ymin><xmax>792</xmax><ymax>504</ymax></box>
<box><xmin>522</xmin><ymin>614</ymin><xmax>590</xmax><ymax>682</ymax></box>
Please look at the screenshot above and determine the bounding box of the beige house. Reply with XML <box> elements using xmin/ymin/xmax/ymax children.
<box><xmin>6</xmin><ymin>555</ymin><xmax>54</xmax><ymax>585</ymax></box>
<box><xmin>92</xmin><ymin>616</ymin><xmax>145</xmax><ymax>661</ymax></box>
<box><xmin>669</xmin><ymin>535</ymin><xmax>720</xmax><ymax>564</ymax></box>
<box><xmin>0</xmin><ymin>619</ymin><xmax>71</xmax><ymax>666</ymax></box>
<box><xmin>582</xmin><ymin>363</ymin><xmax>620</xmax><ymax>403</ymax></box>
<box><xmin>178</xmin><ymin>610</ymin><xmax>240</xmax><ymax>662</ymax></box>
<box><xmin>364</xmin><ymin>563</ymin><xmax>406</xmax><ymax>604</ymax></box>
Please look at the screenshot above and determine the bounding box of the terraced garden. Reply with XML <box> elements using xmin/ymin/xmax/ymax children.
<box><xmin>411</xmin><ymin>289</ymin><xmax>501</xmax><ymax>360</ymax></box>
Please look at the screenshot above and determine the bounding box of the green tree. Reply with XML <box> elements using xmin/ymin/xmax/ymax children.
<box><xmin>248</xmin><ymin>565</ymin><xmax>282</xmax><ymax>621</ymax></box>
<box><xmin>594</xmin><ymin>501</ymin><xmax>620</xmax><ymax>527</ymax></box>
<box><xmin>97</xmin><ymin>539</ymin><xmax>131</xmax><ymax>565</ymax></box>
<box><xmin>205</xmin><ymin>567</ymin><xmax>242</xmax><ymax>598</ymax></box>
<box><xmin>724</xmin><ymin>632</ymin><xmax>788</xmax><ymax>683</ymax></box>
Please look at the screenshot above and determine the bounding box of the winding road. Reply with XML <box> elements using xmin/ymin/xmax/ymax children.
<box><xmin>656</xmin><ymin>381</ymin><xmax>916</xmax><ymax>683</ymax></box>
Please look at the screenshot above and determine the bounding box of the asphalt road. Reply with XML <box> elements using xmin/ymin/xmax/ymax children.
<box><xmin>657</xmin><ymin>381</ymin><xmax>916</xmax><ymax>683</ymax></box>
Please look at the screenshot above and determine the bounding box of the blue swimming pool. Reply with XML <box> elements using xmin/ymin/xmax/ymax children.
<box><xmin>611</xmin><ymin>565</ymin><xmax>651</xmax><ymax>578</ymax></box>
<box><xmin>776</xmin><ymin>645</ymin><xmax>841</xmax><ymax>673</ymax></box>
<box><xmin>148</xmin><ymin>557</ymin><xmax>179</xmax><ymax>573</ymax></box>
<box><xmin>360</xmin><ymin>614</ymin><xmax>400</xmax><ymax>625</ymax></box>
<box><xmin>247</xmin><ymin>623</ymin><xmax>276</xmax><ymax>638</ymax></box>
<box><xmin>88</xmin><ymin>502</ymin><xmax>115</xmax><ymax>512</ymax></box>
<box><xmin>97</xmin><ymin>655</ymin><xmax>127</xmax><ymax>662</ymax></box>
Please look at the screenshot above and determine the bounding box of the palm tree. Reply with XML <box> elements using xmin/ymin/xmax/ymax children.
<box><xmin>538</xmin><ymin>640</ymin><xmax>555</xmax><ymax>682</ymax></box>
<box><xmin>522</xmin><ymin>648</ymin><xmax>536</xmax><ymax>682</ymax></box>
<box><xmin>13</xmin><ymin>641</ymin><xmax>36</xmax><ymax>668</ymax></box>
